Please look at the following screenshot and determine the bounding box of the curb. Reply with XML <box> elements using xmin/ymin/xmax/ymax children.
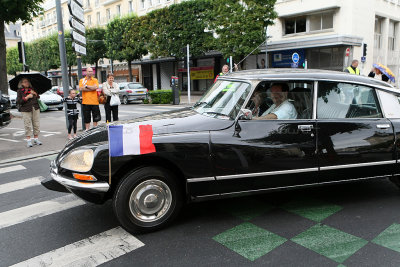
<box><xmin>0</xmin><ymin>150</ymin><xmax>61</xmax><ymax>166</ymax></box>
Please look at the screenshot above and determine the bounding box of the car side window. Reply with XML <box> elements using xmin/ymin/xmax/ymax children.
<box><xmin>246</xmin><ymin>81</ymin><xmax>314</xmax><ymax>120</ymax></box>
<box><xmin>376</xmin><ymin>90</ymin><xmax>400</xmax><ymax>118</ymax></box>
<box><xmin>317</xmin><ymin>82</ymin><xmax>382</xmax><ymax>119</ymax></box>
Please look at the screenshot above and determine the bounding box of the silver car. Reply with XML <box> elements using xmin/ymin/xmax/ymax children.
<box><xmin>118</xmin><ymin>82</ymin><xmax>148</xmax><ymax>104</ymax></box>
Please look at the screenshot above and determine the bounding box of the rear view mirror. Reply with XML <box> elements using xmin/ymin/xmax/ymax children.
<box><xmin>238</xmin><ymin>108</ymin><xmax>253</xmax><ymax>120</ymax></box>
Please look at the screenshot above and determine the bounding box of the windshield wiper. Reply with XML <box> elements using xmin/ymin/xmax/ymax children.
<box><xmin>193</xmin><ymin>101</ymin><xmax>209</xmax><ymax>108</ymax></box>
<box><xmin>204</xmin><ymin>111</ymin><xmax>229</xmax><ymax>117</ymax></box>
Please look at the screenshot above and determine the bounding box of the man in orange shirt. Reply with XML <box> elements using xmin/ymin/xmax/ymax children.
<box><xmin>79</xmin><ymin>67</ymin><xmax>101</xmax><ymax>130</ymax></box>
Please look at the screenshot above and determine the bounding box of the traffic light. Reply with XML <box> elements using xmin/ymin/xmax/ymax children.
<box><xmin>226</xmin><ymin>58</ymin><xmax>230</xmax><ymax>64</ymax></box>
<box><xmin>363</xmin><ymin>43</ymin><xmax>367</xmax><ymax>57</ymax></box>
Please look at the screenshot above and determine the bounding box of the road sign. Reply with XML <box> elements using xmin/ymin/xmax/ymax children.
<box><xmin>68</xmin><ymin>0</ymin><xmax>84</xmax><ymax>23</ymax></box>
<box><xmin>361</xmin><ymin>56</ymin><xmax>366</xmax><ymax>63</ymax></box>
<box><xmin>292</xmin><ymin>53</ymin><xmax>300</xmax><ymax>64</ymax></box>
<box><xmin>291</xmin><ymin>63</ymin><xmax>298</xmax><ymax>68</ymax></box>
<box><xmin>345</xmin><ymin>47</ymin><xmax>350</xmax><ymax>57</ymax></box>
<box><xmin>69</xmin><ymin>17</ymin><xmax>85</xmax><ymax>34</ymax></box>
<box><xmin>71</xmin><ymin>30</ymin><xmax>86</xmax><ymax>45</ymax></box>
<box><xmin>73</xmin><ymin>42</ymin><xmax>86</xmax><ymax>55</ymax></box>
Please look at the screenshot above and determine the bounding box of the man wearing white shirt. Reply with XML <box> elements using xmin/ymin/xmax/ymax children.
<box><xmin>255</xmin><ymin>83</ymin><xmax>297</xmax><ymax>120</ymax></box>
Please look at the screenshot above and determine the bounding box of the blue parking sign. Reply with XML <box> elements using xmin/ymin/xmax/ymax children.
<box><xmin>292</xmin><ymin>53</ymin><xmax>300</xmax><ymax>64</ymax></box>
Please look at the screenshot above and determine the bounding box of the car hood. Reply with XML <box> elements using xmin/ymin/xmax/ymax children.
<box><xmin>58</xmin><ymin>108</ymin><xmax>234</xmax><ymax>159</ymax></box>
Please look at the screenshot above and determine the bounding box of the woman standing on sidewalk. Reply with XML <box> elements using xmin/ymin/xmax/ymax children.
<box><xmin>16</xmin><ymin>77</ymin><xmax>42</xmax><ymax>148</ymax></box>
<box><xmin>102</xmin><ymin>73</ymin><xmax>120</xmax><ymax>122</ymax></box>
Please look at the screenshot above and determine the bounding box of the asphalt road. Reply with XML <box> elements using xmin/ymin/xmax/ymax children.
<box><xmin>0</xmin><ymin>103</ymin><xmax>187</xmax><ymax>161</ymax></box>
<box><xmin>1</xmin><ymin>156</ymin><xmax>400</xmax><ymax>266</ymax></box>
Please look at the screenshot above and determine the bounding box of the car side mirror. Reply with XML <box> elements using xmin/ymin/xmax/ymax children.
<box><xmin>238</xmin><ymin>108</ymin><xmax>253</xmax><ymax>120</ymax></box>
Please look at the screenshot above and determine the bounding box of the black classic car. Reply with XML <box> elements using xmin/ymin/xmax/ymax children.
<box><xmin>0</xmin><ymin>93</ymin><xmax>11</xmax><ymax>127</ymax></box>
<box><xmin>43</xmin><ymin>69</ymin><xmax>400</xmax><ymax>233</ymax></box>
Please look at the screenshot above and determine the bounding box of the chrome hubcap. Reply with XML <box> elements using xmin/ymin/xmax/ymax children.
<box><xmin>129</xmin><ymin>179</ymin><xmax>172</xmax><ymax>222</ymax></box>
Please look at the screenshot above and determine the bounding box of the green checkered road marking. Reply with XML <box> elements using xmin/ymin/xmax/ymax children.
<box><xmin>223</xmin><ymin>198</ymin><xmax>273</xmax><ymax>221</ymax></box>
<box><xmin>291</xmin><ymin>224</ymin><xmax>368</xmax><ymax>263</ymax></box>
<box><xmin>213</xmin><ymin>222</ymin><xmax>287</xmax><ymax>261</ymax></box>
<box><xmin>372</xmin><ymin>223</ymin><xmax>400</xmax><ymax>252</ymax></box>
<box><xmin>281</xmin><ymin>198</ymin><xmax>342</xmax><ymax>222</ymax></box>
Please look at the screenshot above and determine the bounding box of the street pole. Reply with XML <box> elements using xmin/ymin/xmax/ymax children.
<box><xmin>187</xmin><ymin>44</ymin><xmax>191</xmax><ymax>104</ymax></box>
<box><xmin>77</xmin><ymin>55</ymin><xmax>85</xmax><ymax>130</ymax></box>
<box><xmin>265</xmin><ymin>26</ymin><xmax>268</xmax><ymax>69</ymax></box>
<box><xmin>229</xmin><ymin>56</ymin><xmax>233</xmax><ymax>73</ymax></box>
<box><xmin>56</xmin><ymin>0</ymin><xmax>70</xmax><ymax>130</ymax></box>
<box><xmin>21</xmin><ymin>41</ymin><xmax>27</xmax><ymax>71</ymax></box>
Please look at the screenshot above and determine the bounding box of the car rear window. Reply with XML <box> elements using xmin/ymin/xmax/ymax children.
<box><xmin>377</xmin><ymin>90</ymin><xmax>400</xmax><ymax>119</ymax></box>
<box><xmin>128</xmin><ymin>84</ymin><xmax>144</xmax><ymax>89</ymax></box>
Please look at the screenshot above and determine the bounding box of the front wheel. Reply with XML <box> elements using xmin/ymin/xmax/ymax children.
<box><xmin>58</xmin><ymin>107</ymin><xmax>63</xmax><ymax>111</ymax></box>
<box><xmin>113</xmin><ymin>166</ymin><xmax>183</xmax><ymax>234</ymax></box>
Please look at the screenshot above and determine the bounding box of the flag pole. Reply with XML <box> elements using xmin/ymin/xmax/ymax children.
<box><xmin>107</xmin><ymin>123</ymin><xmax>111</xmax><ymax>185</ymax></box>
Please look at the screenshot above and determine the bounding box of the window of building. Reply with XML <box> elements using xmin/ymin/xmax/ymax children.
<box><xmin>388</xmin><ymin>20</ymin><xmax>397</xmax><ymax>51</ymax></box>
<box><xmin>53</xmin><ymin>11</ymin><xmax>56</xmax><ymax>23</ymax></box>
<box><xmin>128</xmin><ymin>1</ymin><xmax>133</xmax><ymax>12</ymax></box>
<box><xmin>106</xmin><ymin>9</ymin><xmax>111</xmax><ymax>22</ymax></box>
<box><xmin>86</xmin><ymin>0</ymin><xmax>90</xmax><ymax>8</ymax></box>
<box><xmin>309</xmin><ymin>13</ymin><xmax>333</xmax><ymax>31</ymax></box>
<box><xmin>317</xmin><ymin>82</ymin><xmax>382</xmax><ymax>119</ymax></box>
<box><xmin>87</xmin><ymin>15</ymin><xmax>92</xmax><ymax>26</ymax></box>
<box><xmin>141</xmin><ymin>0</ymin><xmax>145</xmax><ymax>9</ymax></box>
<box><xmin>116</xmin><ymin>5</ymin><xmax>121</xmax><ymax>16</ymax></box>
<box><xmin>149</xmin><ymin>0</ymin><xmax>153</xmax><ymax>7</ymax></box>
<box><xmin>95</xmin><ymin>0</ymin><xmax>99</xmax><ymax>7</ymax></box>
<box><xmin>284</xmin><ymin>17</ymin><xmax>306</xmax><ymax>34</ymax></box>
<box><xmin>374</xmin><ymin>17</ymin><xmax>384</xmax><ymax>49</ymax></box>
<box><xmin>97</xmin><ymin>12</ymin><xmax>101</xmax><ymax>25</ymax></box>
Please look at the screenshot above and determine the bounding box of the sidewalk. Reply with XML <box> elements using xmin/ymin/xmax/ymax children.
<box><xmin>179</xmin><ymin>92</ymin><xmax>203</xmax><ymax>105</ymax></box>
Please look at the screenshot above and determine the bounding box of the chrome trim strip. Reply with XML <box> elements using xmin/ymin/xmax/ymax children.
<box><xmin>217</xmin><ymin>175</ymin><xmax>391</xmax><ymax>198</ymax></box>
<box><xmin>320</xmin><ymin>160</ymin><xmax>396</xmax><ymax>171</ymax></box>
<box><xmin>50</xmin><ymin>162</ymin><xmax>109</xmax><ymax>193</ymax></box>
<box><xmin>313</xmin><ymin>80</ymin><xmax>318</xmax><ymax>120</ymax></box>
<box><xmin>216</xmin><ymin>167</ymin><xmax>319</xmax><ymax>180</ymax></box>
<box><xmin>187</xmin><ymin>177</ymin><xmax>215</xmax><ymax>183</ymax></box>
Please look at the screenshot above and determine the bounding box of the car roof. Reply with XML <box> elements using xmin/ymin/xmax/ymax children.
<box><xmin>221</xmin><ymin>69</ymin><xmax>393</xmax><ymax>89</ymax></box>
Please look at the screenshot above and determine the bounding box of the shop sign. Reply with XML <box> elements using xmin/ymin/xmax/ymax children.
<box><xmin>178</xmin><ymin>66</ymin><xmax>214</xmax><ymax>80</ymax></box>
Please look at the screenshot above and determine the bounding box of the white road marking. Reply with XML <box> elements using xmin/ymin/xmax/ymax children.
<box><xmin>0</xmin><ymin>165</ymin><xmax>26</xmax><ymax>174</ymax></box>
<box><xmin>0</xmin><ymin>194</ymin><xmax>85</xmax><ymax>229</ymax></box>
<box><xmin>0</xmin><ymin>176</ymin><xmax>42</xmax><ymax>195</ymax></box>
<box><xmin>0</xmin><ymin>137</ymin><xmax>19</xmax><ymax>142</ymax></box>
<box><xmin>11</xmin><ymin>227</ymin><xmax>144</xmax><ymax>267</ymax></box>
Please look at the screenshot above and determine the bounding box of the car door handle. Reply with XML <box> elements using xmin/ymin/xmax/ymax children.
<box><xmin>298</xmin><ymin>125</ymin><xmax>313</xmax><ymax>132</ymax></box>
<box><xmin>376</xmin><ymin>124</ymin><xmax>391</xmax><ymax>129</ymax></box>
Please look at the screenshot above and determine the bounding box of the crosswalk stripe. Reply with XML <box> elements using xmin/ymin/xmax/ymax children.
<box><xmin>11</xmin><ymin>227</ymin><xmax>144</xmax><ymax>267</ymax></box>
<box><xmin>0</xmin><ymin>194</ymin><xmax>85</xmax><ymax>230</ymax></box>
<box><xmin>0</xmin><ymin>165</ymin><xmax>26</xmax><ymax>174</ymax></box>
<box><xmin>0</xmin><ymin>176</ymin><xmax>42</xmax><ymax>194</ymax></box>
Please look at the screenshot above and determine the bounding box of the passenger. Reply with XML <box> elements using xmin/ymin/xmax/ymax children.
<box><xmin>255</xmin><ymin>83</ymin><xmax>297</xmax><ymax>120</ymax></box>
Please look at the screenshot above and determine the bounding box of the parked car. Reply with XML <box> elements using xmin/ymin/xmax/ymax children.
<box><xmin>50</xmin><ymin>86</ymin><xmax>73</xmax><ymax>97</ymax></box>
<box><xmin>40</xmin><ymin>90</ymin><xmax>64</xmax><ymax>111</ymax></box>
<box><xmin>7</xmin><ymin>89</ymin><xmax>17</xmax><ymax>108</ymax></box>
<box><xmin>42</xmin><ymin>69</ymin><xmax>400</xmax><ymax>234</ymax></box>
<box><xmin>118</xmin><ymin>82</ymin><xmax>148</xmax><ymax>104</ymax></box>
<box><xmin>0</xmin><ymin>93</ymin><xmax>11</xmax><ymax>127</ymax></box>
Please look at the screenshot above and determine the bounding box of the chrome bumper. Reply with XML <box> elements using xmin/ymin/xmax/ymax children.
<box><xmin>50</xmin><ymin>161</ymin><xmax>110</xmax><ymax>193</ymax></box>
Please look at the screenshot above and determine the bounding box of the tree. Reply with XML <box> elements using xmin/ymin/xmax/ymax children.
<box><xmin>0</xmin><ymin>0</ymin><xmax>43</xmax><ymax>94</ymax></box>
<box><xmin>207</xmin><ymin>0</ymin><xmax>277</xmax><ymax>62</ymax></box>
<box><xmin>25</xmin><ymin>34</ymin><xmax>60</xmax><ymax>74</ymax></box>
<box><xmin>105</xmin><ymin>15</ymin><xmax>143</xmax><ymax>82</ymax></box>
<box><xmin>145</xmin><ymin>0</ymin><xmax>213</xmax><ymax>58</ymax></box>
<box><xmin>6</xmin><ymin>47</ymin><xmax>23</xmax><ymax>76</ymax></box>
<box><xmin>82</xmin><ymin>27</ymin><xmax>107</xmax><ymax>78</ymax></box>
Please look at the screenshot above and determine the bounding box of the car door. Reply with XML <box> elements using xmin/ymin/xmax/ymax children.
<box><xmin>316</xmin><ymin>81</ymin><xmax>395</xmax><ymax>183</ymax></box>
<box><xmin>210</xmin><ymin>81</ymin><xmax>319</xmax><ymax>194</ymax></box>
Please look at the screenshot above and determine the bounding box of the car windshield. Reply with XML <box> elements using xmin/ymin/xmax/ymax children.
<box><xmin>128</xmin><ymin>83</ymin><xmax>144</xmax><ymax>89</ymax></box>
<box><xmin>193</xmin><ymin>80</ymin><xmax>252</xmax><ymax>119</ymax></box>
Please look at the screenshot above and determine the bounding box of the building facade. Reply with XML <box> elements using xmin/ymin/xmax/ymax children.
<box><xmin>5</xmin><ymin>23</ymin><xmax>21</xmax><ymax>48</ymax></box>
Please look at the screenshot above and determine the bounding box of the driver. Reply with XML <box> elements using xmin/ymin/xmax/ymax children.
<box><xmin>255</xmin><ymin>83</ymin><xmax>297</xmax><ymax>120</ymax></box>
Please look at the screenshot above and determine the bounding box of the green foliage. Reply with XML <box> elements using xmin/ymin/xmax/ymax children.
<box><xmin>25</xmin><ymin>34</ymin><xmax>60</xmax><ymax>72</ymax></box>
<box><xmin>123</xmin><ymin>16</ymin><xmax>149</xmax><ymax>62</ymax></box>
<box><xmin>105</xmin><ymin>16</ymin><xmax>130</xmax><ymax>62</ymax></box>
<box><xmin>207</xmin><ymin>0</ymin><xmax>277</xmax><ymax>60</ymax></box>
<box><xmin>147</xmin><ymin>89</ymin><xmax>174</xmax><ymax>104</ymax></box>
<box><xmin>145</xmin><ymin>0</ymin><xmax>213</xmax><ymax>58</ymax></box>
<box><xmin>83</xmin><ymin>27</ymin><xmax>107</xmax><ymax>66</ymax></box>
<box><xmin>6</xmin><ymin>47</ymin><xmax>23</xmax><ymax>75</ymax></box>
<box><xmin>0</xmin><ymin>0</ymin><xmax>43</xmax><ymax>24</ymax></box>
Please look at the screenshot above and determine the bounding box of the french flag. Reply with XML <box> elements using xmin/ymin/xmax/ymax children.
<box><xmin>108</xmin><ymin>124</ymin><xmax>156</xmax><ymax>157</ymax></box>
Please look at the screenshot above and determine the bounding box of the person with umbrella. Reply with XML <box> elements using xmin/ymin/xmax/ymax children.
<box><xmin>368</xmin><ymin>63</ymin><xmax>396</xmax><ymax>83</ymax></box>
<box><xmin>16</xmin><ymin>77</ymin><xmax>42</xmax><ymax>147</ymax></box>
<box><xmin>10</xmin><ymin>73</ymin><xmax>52</xmax><ymax>148</ymax></box>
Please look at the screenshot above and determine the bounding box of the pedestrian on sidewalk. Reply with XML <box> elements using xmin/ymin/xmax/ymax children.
<box><xmin>344</xmin><ymin>60</ymin><xmax>360</xmax><ymax>75</ymax></box>
<box><xmin>16</xmin><ymin>77</ymin><xmax>42</xmax><ymax>147</ymax></box>
<box><xmin>102</xmin><ymin>73</ymin><xmax>120</xmax><ymax>122</ymax></box>
<box><xmin>65</xmin><ymin>89</ymin><xmax>81</xmax><ymax>140</ymax></box>
<box><xmin>79</xmin><ymin>67</ymin><xmax>101</xmax><ymax>130</ymax></box>
<box><xmin>214</xmin><ymin>65</ymin><xmax>230</xmax><ymax>83</ymax></box>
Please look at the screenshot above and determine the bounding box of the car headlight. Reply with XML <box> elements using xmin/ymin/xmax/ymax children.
<box><xmin>60</xmin><ymin>149</ymin><xmax>94</xmax><ymax>172</ymax></box>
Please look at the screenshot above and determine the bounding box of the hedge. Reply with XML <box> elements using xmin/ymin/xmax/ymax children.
<box><xmin>145</xmin><ymin>89</ymin><xmax>175</xmax><ymax>104</ymax></box>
